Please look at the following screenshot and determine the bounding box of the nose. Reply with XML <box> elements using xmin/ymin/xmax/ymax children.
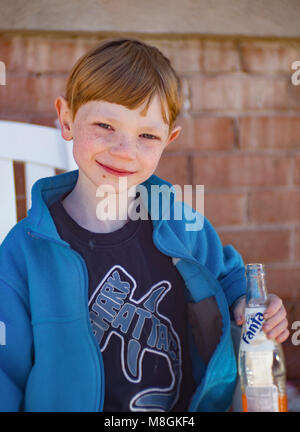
<box><xmin>109</xmin><ymin>137</ymin><xmax>137</xmax><ymax>160</ymax></box>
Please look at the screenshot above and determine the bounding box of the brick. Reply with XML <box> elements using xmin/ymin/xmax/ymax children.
<box><xmin>203</xmin><ymin>39</ymin><xmax>240</xmax><ymax>72</ymax></box>
<box><xmin>169</xmin><ymin>116</ymin><xmax>235</xmax><ymax>152</ymax></box>
<box><xmin>249</xmin><ymin>190</ymin><xmax>300</xmax><ymax>224</ymax></box>
<box><xmin>294</xmin><ymin>156</ymin><xmax>300</xmax><ymax>185</ymax></box>
<box><xmin>240</xmin><ymin>116</ymin><xmax>300</xmax><ymax>150</ymax></box>
<box><xmin>146</xmin><ymin>38</ymin><xmax>203</xmax><ymax>73</ymax></box>
<box><xmin>0</xmin><ymin>36</ymin><xmax>25</xmax><ymax>72</ymax></box>
<box><xmin>0</xmin><ymin>76</ymin><xmax>33</xmax><ymax>115</ymax></box>
<box><xmin>219</xmin><ymin>229</ymin><xmax>290</xmax><ymax>264</ymax></box>
<box><xmin>189</xmin><ymin>74</ymin><xmax>288</xmax><ymax>112</ymax></box>
<box><xmin>265</xmin><ymin>267</ymin><xmax>300</xmax><ymax>301</ymax></box>
<box><xmin>203</xmin><ymin>191</ymin><xmax>247</xmax><ymax>227</ymax></box>
<box><xmin>29</xmin><ymin>116</ymin><xmax>57</xmax><ymax>127</ymax></box>
<box><xmin>193</xmin><ymin>154</ymin><xmax>291</xmax><ymax>188</ymax></box>
<box><xmin>285</xmin><ymin>298</ymin><xmax>300</xmax><ymax>329</ymax></box>
<box><xmin>0</xmin><ymin>75</ymin><xmax>67</xmax><ymax>115</ymax></box>
<box><xmin>293</xmin><ymin>228</ymin><xmax>300</xmax><ymax>261</ymax></box>
<box><xmin>240</xmin><ymin>40</ymin><xmax>300</xmax><ymax>73</ymax></box>
<box><xmin>287</xmin><ymin>78</ymin><xmax>300</xmax><ymax>110</ymax></box>
<box><xmin>291</xmin><ymin>301</ymin><xmax>300</xmax><ymax>326</ymax></box>
<box><xmin>24</xmin><ymin>37</ymin><xmax>102</xmax><ymax>73</ymax></box>
<box><xmin>283</xmin><ymin>338</ymin><xmax>300</xmax><ymax>380</ymax></box>
<box><xmin>0</xmin><ymin>113</ymin><xmax>31</xmax><ymax>123</ymax></box>
<box><xmin>154</xmin><ymin>154</ymin><xmax>189</xmax><ymax>187</ymax></box>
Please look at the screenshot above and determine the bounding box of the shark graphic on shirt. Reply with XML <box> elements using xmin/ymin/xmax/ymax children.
<box><xmin>88</xmin><ymin>265</ymin><xmax>182</xmax><ymax>411</ymax></box>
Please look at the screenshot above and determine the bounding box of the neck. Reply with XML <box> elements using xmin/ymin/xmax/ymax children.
<box><xmin>62</xmin><ymin>170</ymin><xmax>136</xmax><ymax>233</ymax></box>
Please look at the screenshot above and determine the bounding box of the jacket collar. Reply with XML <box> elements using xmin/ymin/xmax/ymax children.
<box><xmin>26</xmin><ymin>169</ymin><xmax>177</xmax><ymax>244</ymax></box>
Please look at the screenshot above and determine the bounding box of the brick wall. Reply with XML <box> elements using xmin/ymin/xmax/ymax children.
<box><xmin>1</xmin><ymin>33</ymin><xmax>300</xmax><ymax>381</ymax></box>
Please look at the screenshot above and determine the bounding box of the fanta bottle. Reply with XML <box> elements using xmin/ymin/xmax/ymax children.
<box><xmin>238</xmin><ymin>263</ymin><xmax>288</xmax><ymax>412</ymax></box>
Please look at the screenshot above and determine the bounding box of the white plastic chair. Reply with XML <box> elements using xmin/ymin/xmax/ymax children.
<box><xmin>0</xmin><ymin>120</ymin><xmax>77</xmax><ymax>243</ymax></box>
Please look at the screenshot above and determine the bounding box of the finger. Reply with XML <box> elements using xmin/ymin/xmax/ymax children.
<box><xmin>235</xmin><ymin>315</ymin><xmax>244</xmax><ymax>326</ymax></box>
<box><xmin>233</xmin><ymin>297</ymin><xmax>246</xmax><ymax>325</ymax></box>
<box><xmin>234</xmin><ymin>305</ymin><xmax>244</xmax><ymax>325</ymax></box>
<box><xmin>264</xmin><ymin>295</ymin><xmax>283</xmax><ymax>319</ymax></box>
<box><xmin>263</xmin><ymin>305</ymin><xmax>287</xmax><ymax>332</ymax></box>
<box><xmin>275</xmin><ymin>328</ymin><xmax>290</xmax><ymax>344</ymax></box>
<box><xmin>265</xmin><ymin>317</ymin><xmax>288</xmax><ymax>340</ymax></box>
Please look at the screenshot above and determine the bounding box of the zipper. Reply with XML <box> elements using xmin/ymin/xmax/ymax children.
<box><xmin>27</xmin><ymin>229</ymin><xmax>105</xmax><ymax>411</ymax></box>
<box><xmin>152</xmin><ymin>229</ymin><xmax>201</xmax><ymax>411</ymax></box>
<box><xmin>152</xmin><ymin>229</ymin><xmax>233</xmax><ymax>412</ymax></box>
<box><xmin>74</xmin><ymin>249</ymin><xmax>106</xmax><ymax>412</ymax></box>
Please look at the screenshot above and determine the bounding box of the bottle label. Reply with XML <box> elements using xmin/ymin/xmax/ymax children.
<box><xmin>243</xmin><ymin>385</ymin><xmax>279</xmax><ymax>412</ymax></box>
<box><xmin>240</xmin><ymin>307</ymin><xmax>274</xmax><ymax>351</ymax></box>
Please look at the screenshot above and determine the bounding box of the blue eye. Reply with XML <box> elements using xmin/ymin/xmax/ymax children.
<box><xmin>98</xmin><ymin>123</ymin><xmax>112</xmax><ymax>130</ymax></box>
<box><xmin>96</xmin><ymin>124</ymin><xmax>158</xmax><ymax>140</ymax></box>
<box><xmin>141</xmin><ymin>133</ymin><xmax>157</xmax><ymax>140</ymax></box>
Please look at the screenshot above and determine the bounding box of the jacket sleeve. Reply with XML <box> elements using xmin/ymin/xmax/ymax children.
<box><xmin>190</xmin><ymin>215</ymin><xmax>247</xmax><ymax>307</ymax></box>
<box><xmin>0</xmin><ymin>231</ymin><xmax>33</xmax><ymax>412</ymax></box>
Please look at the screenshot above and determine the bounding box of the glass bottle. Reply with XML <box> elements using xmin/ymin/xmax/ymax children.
<box><xmin>238</xmin><ymin>263</ymin><xmax>287</xmax><ymax>412</ymax></box>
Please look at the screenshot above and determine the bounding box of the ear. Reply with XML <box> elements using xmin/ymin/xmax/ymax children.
<box><xmin>54</xmin><ymin>96</ymin><xmax>73</xmax><ymax>141</ymax></box>
<box><xmin>165</xmin><ymin>125</ymin><xmax>182</xmax><ymax>148</ymax></box>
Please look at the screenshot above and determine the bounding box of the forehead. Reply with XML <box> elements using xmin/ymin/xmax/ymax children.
<box><xmin>76</xmin><ymin>94</ymin><xmax>169</xmax><ymax>129</ymax></box>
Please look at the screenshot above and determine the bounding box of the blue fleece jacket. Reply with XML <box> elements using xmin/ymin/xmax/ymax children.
<box><xmin>0</xmin><ymin>170</ymin><xmax>246</xmax><ymax>412</ymax></box>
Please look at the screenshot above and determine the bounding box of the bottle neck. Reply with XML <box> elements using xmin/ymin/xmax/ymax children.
<box><xmin>245</xmin><ymin>263</ymin><xmax>268</xmax><ymax>307</ymax></box>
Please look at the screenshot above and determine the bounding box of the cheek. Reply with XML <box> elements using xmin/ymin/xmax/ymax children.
<box><xmin>72</xmin><ymin>131</ymin><xmax>102</xmax><ymax>163</ymax></box>
<box><xmin>141</xmin><ymin>147</ymin><xmax>164</xmax><ymax>172</ymax></box>
<box><xmin>72</xmin><ymin>137</ymin><xmax>91</xmax><ymax>164</ymax></box>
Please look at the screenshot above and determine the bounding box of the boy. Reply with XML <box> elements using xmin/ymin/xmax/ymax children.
<box><xmin>0</xmin><ymin>38</ymin><xmax>289</xmax><ymax>412</ymax></box>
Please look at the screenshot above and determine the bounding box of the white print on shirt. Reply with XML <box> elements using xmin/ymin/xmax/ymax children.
<box><xmin>88</xmin><ymin>264</ymin><xmax>182</xmax><ymax>412</ymax></box>
<box><xmin>0</xmin><ymin>321</ymin><xmax>6</xmax><ymax>345</ymax></box>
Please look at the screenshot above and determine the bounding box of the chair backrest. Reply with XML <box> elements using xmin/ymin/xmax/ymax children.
<box><xmin>0</xmin><ymin>120</ymin><xmax>77</xmax><ymax>243</ymax></box>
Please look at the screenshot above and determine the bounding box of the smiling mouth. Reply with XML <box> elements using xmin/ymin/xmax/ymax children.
<box><xmin>96</xmin><ymin>161</ymin><xmax>137</xmax><ymax>175</ymax></box>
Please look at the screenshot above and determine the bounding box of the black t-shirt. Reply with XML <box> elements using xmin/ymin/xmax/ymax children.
<box><xmin>49</xmin><ymin>193</ymin><xmax>196</xmax><ymax>412</ymax></box>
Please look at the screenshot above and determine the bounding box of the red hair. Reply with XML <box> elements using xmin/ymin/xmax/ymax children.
<box><xmin>65</xmin><ymin>38</ymin><xmax>183</xmax><ymax>135</ymax></box>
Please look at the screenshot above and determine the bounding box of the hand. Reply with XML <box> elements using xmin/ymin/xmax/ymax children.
<box><xmin>232</xmin><ymin>294</ymin><xmax>289</xmax><ymax>343</ymax></box>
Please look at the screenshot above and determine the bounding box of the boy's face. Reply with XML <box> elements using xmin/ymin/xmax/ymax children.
<box><xmin>56</xmin><ymin>94</ymin><xmax>181</xmax><ymax>194</ymax></box>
